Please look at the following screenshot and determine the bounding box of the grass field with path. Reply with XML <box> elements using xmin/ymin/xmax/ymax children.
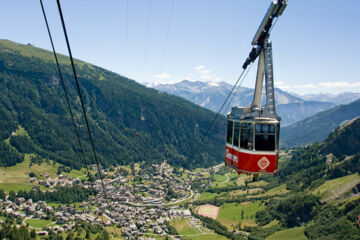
<box><xmin>229</xmin><ymin>188</ymin><xmax>263</xmax><ymax>196</ymax></box>
<box><xmin>171</xmin><ymin>217</ymin><xmax>228</xmax><ymax>240</ymax></box>
<box><xmin>170</xmin><ymin>217</ymin><xmax>201</xmax><ymax>235</ymax></box>
<box><xmin>0</xmin><ymin>154</ymin><xmax>59</xmax><ymax>193</ymax></box>
<box><xmin>262</xmin><ymin>219</ymin><xmax>280</xmax><ymax>228</ymax></box>
<box><xmin>265</xmin><ymin>184</ymin><xmax>289</xmax><ymax>196</ymax></box>
<box><xmin>217</xmin><ymin>201</ymin><xmax>265</xmax><ymax>230</ymax></box>
<box><xmin>198</xmin><ymin>192</ymin><xmax>224</xmax><ymax>201</ymax></box>
<box><xmin>247</xmin><ymin>183</ymin><xmax>289</xmax><ymax>199</ymax></box>
<box><xmin>211</xmin><ymin>174</ymin><xmax>227</xmax><ymax>187</ymax></box>
<box><xmin>182</xmin><ymin>234</ymin><xmax>229</xmax><ymax>240</ymax></box>
<box><xmin>266</xmin><ymin>227</ymin><xmax>307</xmax><ymax>240</ymax></box>
<box><xmin>0</xmin><ymin>128</ymin><xmax>91</xmax><ymax>193</ymax></box>
<box><xmin>235</xmin><ymin>175</ymin><xmax>268</xmax><ymax>187</ymax></box>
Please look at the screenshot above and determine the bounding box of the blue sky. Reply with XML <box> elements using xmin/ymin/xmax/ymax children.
<box><xmin>1</xmin><ymin>0</ymin><xmax>359</xmax><ymax>94</ymax></box>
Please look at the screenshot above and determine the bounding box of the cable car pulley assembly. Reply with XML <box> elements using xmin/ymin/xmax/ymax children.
<box><xmin>224</xmin><ymin>0</ymin><xmax>288</xmax><ymax>178</ymax></box>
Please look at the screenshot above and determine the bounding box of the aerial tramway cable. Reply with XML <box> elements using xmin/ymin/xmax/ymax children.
<box><xmin>39</xmin><ymin>0</ymin><xmax>97</xmax><ymax>196</ymax></box>
<box><xmin>193</xmin><ymin>9</ymin><xmax>282</xmax><ymax>159</ymax></box>
<box><xmin>56</xmin><ymin>0</ymin><xmax>108</xmax><ymax>200</ymax></box>
<box><xmin>159</xmin><ymin>0</ymin><xmax>175</xmax><ymax>73</ymax></box>
<box><xmin>124</xmin><ymin>0</ymin><xmax>129</xmax><ymax>76</ymax></box>
<box><xmin>202</xmin><ymin>62</ymin><xmax>254</xmax><ymax>152</ymax></box>
<box><xmin>223</xmin><ymin>62</ymin><xmax>254</xmax><ymax>116</ymax></box>
<box><xmin>190</xmin><ymin>66</ymin><xmax>248</xmax><ymax>159</ymax></box>
<box><xmin>40</xmin><ymin>2</ymin><xmax>111</xmax><ymax>227</ymax></box>
<box><xmin>141</xmin><ymin>0</ymin><xmax>153</xmax><ymax>81</ymax></box>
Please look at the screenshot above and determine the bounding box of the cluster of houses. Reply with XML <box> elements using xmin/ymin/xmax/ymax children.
<box><xmin>0</xmin><ymin>163</ymin><xmax>213</xmax><ymax>238</ymax></box>
<box><xmin>101</xmin><ymin>203</ymin><xmax>192</xmax><ymax>238</ymax></box>
<box><xmin>0</xmin><ymin>197</ymin><xmax>102</xmax><ymax>235</ymax></box>
<box><xmin>89</xmin><ymin>163</ymin><xmax>192</xmax><ymax>206</ymax></box>
<box><xmin>35</xmin><ymin>173</ymin><xmax>77</xmax><ymax>188</ymax></box>
<box><xmin>1</xmin><ymin>195</ymin><xmax>194</xmax><ymax>238</ymax></box>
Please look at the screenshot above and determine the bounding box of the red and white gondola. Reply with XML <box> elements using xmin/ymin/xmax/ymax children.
<box><xmin>224</xmin><ymin>0</ymin><xmax>287</xmax><ymax>177</ymax></box>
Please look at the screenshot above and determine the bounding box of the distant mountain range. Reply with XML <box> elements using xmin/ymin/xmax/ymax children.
<box><xmin>147</xmin><ymin>80</ymin><xmax>360</xmax><ymax>126</ymax></box>
<box><xmin>281</xmin><ymin>99</ymin><xmax>360</xmax><ymax>148</ymax></box>
<box><xmin>295</xmin><ymin>92</ymin><xmax>360</xmax><ymax>105</ymax></box>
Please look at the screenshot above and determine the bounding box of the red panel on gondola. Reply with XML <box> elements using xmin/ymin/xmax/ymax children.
<box><xmin>224</xmin><ymin>145</ymin><xmax>278</xmax><ymax>174</ymax></box>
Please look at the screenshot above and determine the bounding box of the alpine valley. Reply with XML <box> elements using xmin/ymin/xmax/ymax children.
<box><xmin>0</xmin><ymin>39</ymin><xmax>359</xmax><ymax>240</ymax></box>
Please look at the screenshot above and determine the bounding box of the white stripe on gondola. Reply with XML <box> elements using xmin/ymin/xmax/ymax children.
<box><xmin>226</xmin><ymin>144</ymin><xmax>278</xmax><ymax>155</ymax></box>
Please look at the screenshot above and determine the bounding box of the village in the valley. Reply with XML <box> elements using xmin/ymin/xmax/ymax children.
<box><xmin>1</xmin><ymin>162</ymin><xmax>216</xmax><ymax>239</ymax></box>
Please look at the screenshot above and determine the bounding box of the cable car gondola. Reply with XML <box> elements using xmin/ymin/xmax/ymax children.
<box><xmin>224</xmin><ymin>0</ymin><xmax>287</xmax><ymax>176</ymax></box>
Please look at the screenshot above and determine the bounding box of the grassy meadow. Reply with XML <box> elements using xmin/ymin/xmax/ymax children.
<box><xmin>266</xmin><ymin>227</ymin><xmax>307</xmax><ymax>240</ymax></box>
<box><xmin>216</xmin><ymin>201</ymin><xmax>265</xmax><ymax>230</ymax></box>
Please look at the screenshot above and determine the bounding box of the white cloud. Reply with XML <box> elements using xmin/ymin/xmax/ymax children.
<box><xmin>201</xmin><ymin>74</ymin><xmax>211</xmax><ymax>80</ymax></box>
<box><xmin>319</xmin><ymin>81</ymin><xmax>360</xmax><ymax>88</ymax></box>
<box><xmin>195</xmin><ymin>65</ymin><xmax>205</xmax><ymax>71</ymax></box>
<box><xmin>184</xmin><ymin>76</ymin><xmax>195</xmax><ymax>82</ymax></box>
<box><xmin>295</xmin><ymin>84</ymin><xmax>318</xmax><ymax>89</ymax></box>
<box><xmin>272</xmin><ymin>81</ymin><xmax>289</xmax><ymax>89</ymax></box>
<box><xmin>195</xmin><ymin>65</ymin><xmax>212</xmax><ymax>80</ymax></box>
<box><xmin>209</xmin><ymin>82</ymin><xmax>220</xmax><ymax>87</ymax></box>
<box><xmin>275</xmin><ymin>81</ymin><xmax>291</xmax><ymax>89</ymax></box>
<box><xmin>152</xmin><ymin>79</ymin><xmax>178</xmax><ymax>86</ymax></box>
<box><xmin>152</xmin><ymin>73</ymin><xmax>171</xmax><ymax>80</ymax></box>
<box><xmin>193</xmin><ymin>65</ymin><xmax>223</xmax><ymax>82</ymax></box>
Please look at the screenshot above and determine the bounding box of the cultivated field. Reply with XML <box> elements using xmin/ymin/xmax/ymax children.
<box><xmin>182</xmin><ymin>234</ymin><xmax>228</xmax><ymax>240</ymax></box>
<box><xmin>170</xmin><ymin>217</ymin><xmax>227</xmax><ymax>240</ymax></box>
<box><xmin>229</xmin><ymin>188</ymin><xmax>263</xmax><ymax>196</ymax></box>
<box><xmin>198</xmin><ymin>192</ymin><xmax>225</xmax><ymax>201</ymax></box>
<box><xmin>216</xmin><ymin>201</ymin><xmax>265</xmax><ymax>230</ymax></box>
<box><xmin>170</xmin><ymin>218</ymin><xmax>201</xmax><ymax>235</ymax></box>
<box><xmin>246</xmin><ymin>183</ymin><xmax>289</xmax><ymax>199</ymax></box>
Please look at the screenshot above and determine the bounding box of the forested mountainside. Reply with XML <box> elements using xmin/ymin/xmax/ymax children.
<box><xmin>279</xmin><ymin>117</ymin><xmax>360</xmax><ymax>191</ymax></box>
<box><xmin>320</xmin><ymin>117</ymin><xmax>360</xmax><ymax>157</ymax></box>
<box><xmin>0</xmin><ymin>39</ymin><xmax>225</xmax><ymax>170</ymax></box>
<box><xmin>151</xmin><ymin>80</ymin><xmax>336</xmax><ymax>126</ymax></box>
<box><xmin>280</xmin><ymin>99</ymin><xmax>360</xmax><ymax>148</ymax></box>
<box><xmin>254</xmin><ymin>117</ymin><xmax>360</xmax><ymax>240</ymax></box>
<box><xmin>276</xmin><ymin>101</ymin><xmax>335</xmax><ymax>128</ymax></box>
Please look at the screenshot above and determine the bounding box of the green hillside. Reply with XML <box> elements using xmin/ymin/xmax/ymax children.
<box><xmin>281</xmin><ymin>99</ymin><xmax>360</xmax><ymax>148</ymax></box>
<box><xmin>278</xmin><ymin>118</ymin><xmax>360</xmax><ymax>192</ymax></box>
<box><xmin>256</xmin><ymin>117</ymin><xmax>360</xmax><ymax>239</ymax></box>
<box><xmin>189</xmin><ymin>116</ymin><xmax>360</xmax><ymax>240</ymax></box>
<box><xmin>266</xmin><ymin>227</ymin><xmax>306</xmax><ymax>240</ymax></box>
<box><xmin>0</xmin><ymin>39</ymin><xmax>225</xmax><ymax>169</ymax></box>
<box><xmin>320</xmin><ymin>117</ymin><xmax>360</xmax><ymax>157</ymax></box>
